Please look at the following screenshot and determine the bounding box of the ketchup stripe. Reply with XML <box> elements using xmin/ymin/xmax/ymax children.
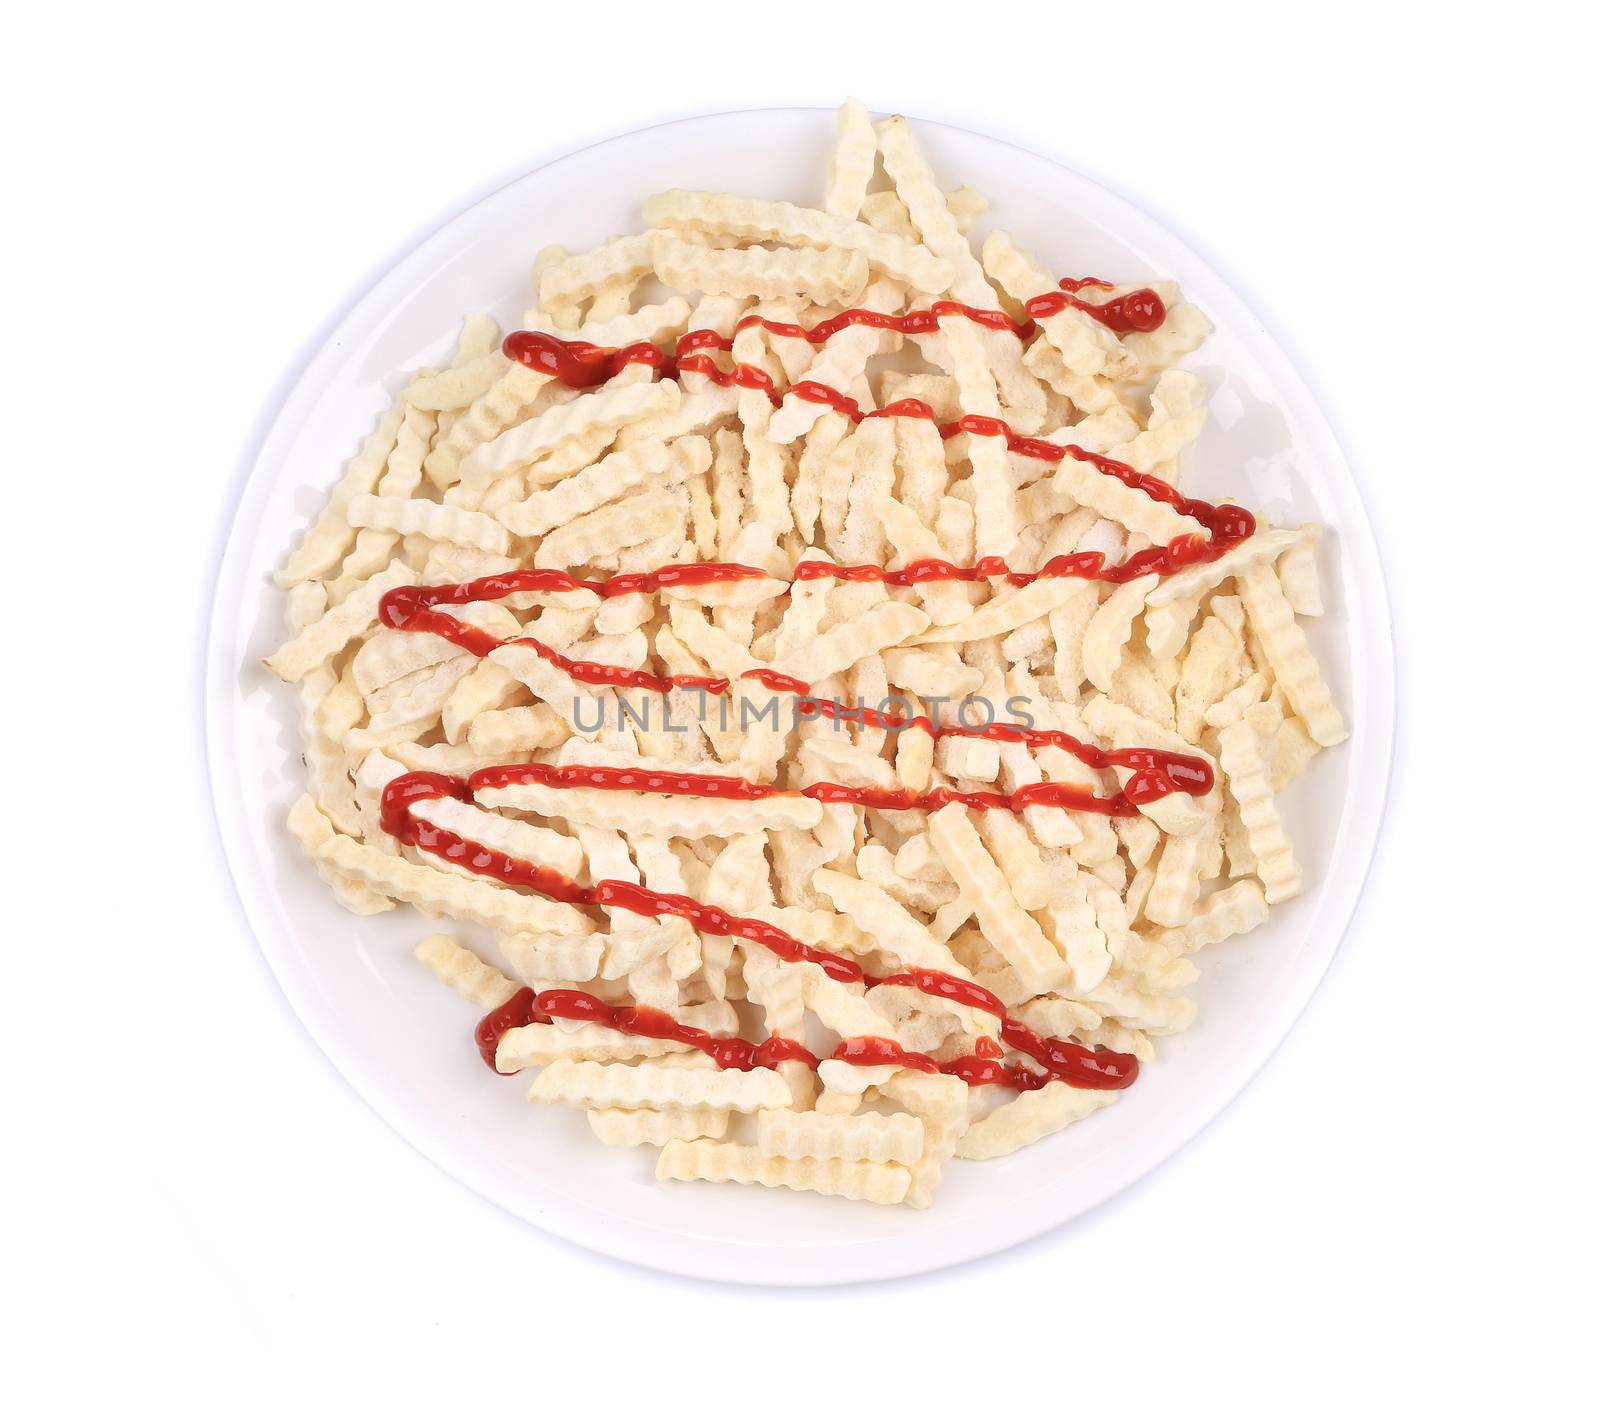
<box><xmin>468</xmin><ymin>755</ymin><xmax>1211</xmax><ymax>819</ymax></box>
<box><xmin>474</xmin><ymin>984</ymin><xmax>1135</xmax><ymax>1092</ymax></box>
<box><xmin>510</xmin><ymin>327</ymin><xmax>1249</xmax><ymax>548</ymax></box>
<box><xmin>501</xmin><ymin>277</ymin><xmax>1165</xmax><ymax>392</ymax></box>
<box><xmin>384</xmin><ymin>773</ymin><xmax>1137</xmax><ymax>1090</ymax></box>
<box><xmin>375</xmin><ymin>605</ymin><xmax>1212</xmax><ymax>807</ymax></box>
<box><xmin>504</xmin><ymin>331</ymin><xmax>1256</xmax><ymax>576</ymax></box>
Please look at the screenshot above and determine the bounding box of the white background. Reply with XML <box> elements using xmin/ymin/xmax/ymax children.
<box><xmin>6</xmin><ymin>2</ymin><xmax>1594</xmax><ymax>1412</ymax></box>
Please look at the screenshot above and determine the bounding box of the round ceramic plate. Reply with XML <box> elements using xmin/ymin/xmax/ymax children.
<box><xmin>205</xmin><ymin>107</ymin><xmax>1394</xmax><ymax>1286</ymax></box>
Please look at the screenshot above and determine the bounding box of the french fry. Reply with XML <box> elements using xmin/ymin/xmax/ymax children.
<box><xmin>823</xmin><ymin>97</ymin><xmax>877</xmax><ymax>219</ymax></box>
<box><xmin>658</xmin><ymin>1140</ymin><xmax>910</xmax><ymax>1205</ymax></box>
<box><xmin>981</xmin><ymin>228</ymin><xmax>1129</xmax><ymax>380</ymax></box>
<box><xmin>347</xmin><ymin>493</ymin><xmax>509</xmax><ymax>554</ymax></box>
<box><xmin>1082</xmin><ymin>574</ymin><xmax>1160</xmax><ymax>693</ymax></box>
<box><xmin>496</xmin><ymin>438</ymin><xmax>673</xmax><ymax>538</ymax></box>
<box><xmin>415</xmin><ymin>933</ymin><xmax>519</xmax><ymax>1009</ymax></box>
<box><xmin>643</xmin><ymin>190</ymin><xmax>951</xmax><ymax>293</ymax></box>
<box><xmin>263</xmin><ymin>561</ymin><xmax>417</xmax><ymax>684</ymax></box>
<box><xmin>529</xmin><ymin>1060</ymin><xmax>790</xmax><ymax>1112</ymax></box>
<box><xmin>757</xmin><ymin>1108</ymin><xmax>925</xmax><ymax>1165</ymax></box>
<box><xmin>771</xmin><ymin>600</ymin><xmax>930</xmax><ymax>683</ymax></box>
<box><xmin>1237</xmin><ymin>562</ymin><xmax>1348</xmax><ymax>748</ymax></box>
<box><xmin>650</xmin><ymin>234</ymin><xmax>868</xmax><ymax>304</ymax></box>
<box><xmin>474</xmin><ymin>779</ymin><xmax>821</xmax><ymax>836</ymax></box>
<box><xmin>588</xmin><ymin>1108</ymin><xmax>729</xmax><ymax>1147</ymax></box>
<box><xmin>928</xmin><ymin>804</ymin><xmax>1068</xmax><ymax>995</ymax></box>
<box><xmin>955</xmin><ymin>1082</ymin><xmax>1117</xmax><ymax>1159</ymax></box>
<box><xmin>314</xmin><ymin>832</ymin><xmax>592</xmax><ymax>937</ymax></box>
<box><xmin>538</xmin><ymin>232</ymin><xmax>657</xmax><ymax>309</ymax></box>
<box><xmin>286</xmin><ymin>794</ymin><xmax>392</xmax><ymax>915</ymax></box>
<box><xmin>276</xmin><ymin>399</ymin><xmax>405</xmax><ymax>587</ymax></box>
<box><xmin>1216</xmin><ymin>705</ymin><xmax>1303</xmax><ymax>904</ymax></box>
<box><xmin>459</xmin><ymin>378</ymin><xmax>677</xmax><ymax>488</ymax></box>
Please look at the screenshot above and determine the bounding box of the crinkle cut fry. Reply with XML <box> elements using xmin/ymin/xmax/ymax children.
<box><xmin>1237</xmin><ymin>562</ymin><xmax>1348</xmax><ymax>748</ymax></box>
<box><xmin>314</xmin><ymin>832</ymin><xmax>592</xmax><ymax>936</ymax></box>
<box><xmin>276</xmin><ymin>398</ymin><xmax>404</xmax><ymax>587</ymax></box>
<box><xmin>650</xmin><ymin>234</ymin><xmax>869</xmax><ymax>304</ymax></box>
<box><xmin>415</xmin><ymin>933</ymin><xmax>519</xmax><ymax>1009</ymax></box>
<box><xmin>496</xmin><ymin>438</ymin><xmax>671</xmax><ymax>538</ymax></box>
<box><xmin>529</xmin><ymin>1060</ymin><xmax>791</xmax><ymax>1112</ymax></box>
<box><xmin>347</xmin><ymin>493</ymin><xmax>508</xmax><ymax>554</ymax></box>
<box><xmin>657</xmin><ymin>1140</ymin><xmax>910</xmax><ymax>1205</ymax></box>
<box><xmin>955</xmin><ymin>1082</ymin><xmax>1118</xmax><ymax>1160</ymax></box>
<box><xmin>643</xmin><ymin>190</ymin><xmax>951</xmax><ymax>292</ymax></box>
<box><xmin>757</xmin><ymin>1109</ymin><xmax>924</xmax><ymax>1165</ymax></box>
<box><xmin>458</xmin><ymin>377</ymin><xmax>678</xmax><ymax>488</ymax></box>
<box><xmin>333</xmin><ymin>399</ymin><xmax>437</xmax><ymax>592</ymax></box>
<box><xmin>981</xmin><ymin>228</ymin><xmax>1128</xmax><ymax>379</ymax></box>
<box><xmin>928</xmin><ymin>803</ymin><xmax>1068</xmax><ymax>995</ymax></box>
<box><xmin>285</xmin><ymin>794</ymin><xmax>392</xmax><ymax>915</ymax></box>
<box><xmin>263</xmin><ymin>561</ymin><xmax>418</xmax><ymax>684</ymax></box>
<box><xmin>587</xmin><ymin>1107</ymin><xmax>730</xmax><ymax>1147</ymax></box>
<box><xmin>875</xmin><ymin>114</ymin><xmax>990</xmax><ymax>305</ymax></box>
<box><xmin>824</xmin><ymin>98</ymin><xmax>877</xmax><ymax>219</ymax></box>
<box><xmin>473</xmin><ymin>780</ymin><xmax>823</xmax><ymax>837</ymax></box>
<box><xmin>1156</xmin><ymin>879</ymin><xmax>1268</xmax><ymax>955</ymax></box>
<box><xmin>1216</xmin><ymin>708</ymin><xmax>1303</xmax><ymax>904</ymax></box>
<box><xmin>422</xmin><ymin>361</ymin><xmax>553</xmax><ymax>489</ymax></box>
<box><xmin>496</xmin><ymin>1024</ymin><xmax>692</xmax><ymax>1070</ymax></box>
<box><xmin>408</xmin><ymin>794</ymin><xmax>584</xmax><ymax>879</ymax></box>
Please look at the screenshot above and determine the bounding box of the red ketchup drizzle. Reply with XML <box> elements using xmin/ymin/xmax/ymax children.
<box><xmin>474</xmin><ymin>986</ymin><xmax>819</xmax><ymax>1074</ymax></box>
<box><xmin>474</xmin><ymin>983</ymin><xmax>1132</xmax><ymax>1090</ymax></box>
<box><xmin>379</xmin><ymin>583</ymin><xmax>729</xmax><ymax>695</ymax></box>
<box><xmin>506</xmin><ymin>270</ymin><xmax>1162</xmax><ymax>393</ymax></box>
<box><xmin>791</xmin><ymin>423</ymin><xmax>1253</xmax><ymax>579</ymax></box>
<box><xmin>829</xmin><ymin>1037</ymin><xmax>941</xmax><ymax>1073</ymax></box>
<box><xmin>735</xmin><ymin>669</ymin><xmax>1211</xmax><ymax>804</ymax></box>
<box><xmin>501</xmin><ymin>332</ymin><xmax>636</xmax><ymax>388</ymax></box>
<box><xmin>380</xmin><ymin>597</ymin><xmax>1215</xmax><ymax>809</ymax></box>
<box><xmin>469</xmin><ymin>756</ymin><xmax>1210</xmax><ymax>822</ymax></box>
<box><xmin>504</xmin><ymin>325</ymin><xmax>1252</xmax><ymax>580</ymax></box>
<box><xmin>377</xmin><ymin>597</ymin><xmax>1210</xmax><ymax>808</ymax></box>
<box><xmin>503</xmin><ymin>280</ymin><xmax>1161</xmax><ymax>392</ymax></box>
<box><xmin>387</xmin><ymin>775</ymin><xmax>1139</xmax><ymax>1091</ymax></box>
<box><xmin>865</xmin><ymin>968</ymin><xmax>1005</xmax><ymax>1016</ymax></box>
<box><xmin>1025</xmin><ymin>281</ymin><xmax>1166</xmax><ymax>334</ymax></box>
<box><xmin>740</xmin><ymin>301</ymin><xmax>1034</xmax><ymax>344</ymax></box>
<box><xmin>673</xmin><ymin>351</ymin><xmax>779</xmax><ymax>401</ymax></box>
<box><xmin>382</xmin><ymin>775</ymin><xmax>860</xmax><ymax>980</ymax></box>
<box><xmin>390</xmin><ymin>278</ymin><xmax>1196</xmax><ymax>1104</ymax></box>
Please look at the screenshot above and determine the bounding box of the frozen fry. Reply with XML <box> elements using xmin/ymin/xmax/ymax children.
<box><xmin>262</xmin><ymin>102</ymin><xmax>1349</xmax><ymax>1211</ymax></box>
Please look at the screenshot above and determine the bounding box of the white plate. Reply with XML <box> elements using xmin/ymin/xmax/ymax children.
<box><xmin>205</xmin><ymin>107</ymin><xmax>1394</xmax><ymax>1286</ymax></box>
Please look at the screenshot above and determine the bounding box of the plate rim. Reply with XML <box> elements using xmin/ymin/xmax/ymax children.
<box><xmin>202</xmin><ymin>104</ymin><xmax>1396</xmax><ymax>1286</ymax></box>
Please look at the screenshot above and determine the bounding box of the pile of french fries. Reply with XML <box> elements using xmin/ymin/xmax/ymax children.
<box><xmin>264</xmin><ymin>101</ymin><xmax>1346</xmax><ymax>1207</ymax></box>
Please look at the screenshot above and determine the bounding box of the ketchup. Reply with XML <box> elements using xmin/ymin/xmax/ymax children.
<box><xmin>502</xmin><ymin>277</ymin><xmax>1166</xmax><ymax>390</ymax></box>
<box><xmin>371</xmin><ymin>600</ymin><xmax>1214</xmax><ymax>806</ymax></box>
<box><xmin>473</xmin><ymin>982</ymin><xmax>1135</xmax><ymax>1091</ymax></box>
<box><xmin>497</xmin><ymin>325</ymin><xmax>1255</xmax><ymax>579</ymax></box>
<box><xmin>1024</xmin><ymin>284</ymin><xmax>1166</xmax><ymax>333</ymax></box>
<box><xmin>378</xmin><ymin>589</ymin><xmax>729</xmax><ymax>695</ymax></box>
<box><xmin>476</xmin><ymin>986</ymin><xmax>822</xmax><ymax>1074</ymax></box>
<box><xmin>370</xmin><ymin>269</ymin><xmax>1207</xmax><ymax>1110</ymax></box>
<box><xmin>829</xmin><ymin>1037</ymin><xmax>941</xmax><ymax>1073</ymax></box>
<box><xmin>735</xmin><ymin>668</ymin><xmax>1211</xmax><ymax>800</ymax></box>
<box><xmin>384</xmin><ymin>775</ymin><xmax>1139</xmax><ymax>1091</ymax></box>
<box><xmin>468</xmin><ymin>755</ymin><xmax>1212</xmax><ymax>821</ymax></box>
<box><xmin>382</xmin><ymin>774</ymin><xmax>861</xmax><ymax>980</ymax></box>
